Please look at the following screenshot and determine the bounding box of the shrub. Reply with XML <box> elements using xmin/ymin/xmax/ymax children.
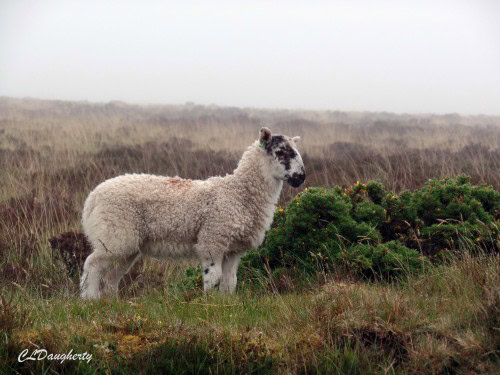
<box><xmin>333</xmin><ymin>241</ymin><xmax>426</xmax><ymax>280</ymax></box>
<box><xmin>253</xmin><ymin>187</ymin><xmax>381</xmax><ymax>274</ymax></box>
<box><xmin>49</xmin><ymin>231</ymin><xmax>92</xmax><ymax>278</ymax></box>
<box><xmin>241</xmin><ymin>176</ymin><xmax>498</xmax><ymax>284</ymax></box>
<box><xmin>382</xmin><ymin>176</ymin><xmax>499</xmax><ymax>255</ymax></box>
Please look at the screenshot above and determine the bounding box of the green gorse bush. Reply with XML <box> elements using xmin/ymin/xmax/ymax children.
<box><xmin>242</xmin><ymin>176</ymin><xmax>499</xmax><ymax>283</ymax></box>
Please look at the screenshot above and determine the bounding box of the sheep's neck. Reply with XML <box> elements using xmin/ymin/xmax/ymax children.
<box><xmin>230</xmin><ymin>146</ymin><xmax>283</xmax><ymax>209</ymax></box>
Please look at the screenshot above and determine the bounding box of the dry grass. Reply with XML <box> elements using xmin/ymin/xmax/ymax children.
<box><xmin>1</xmin><ymin>97</ymin><xmax>499</xmax><ymax>373</ymax></box>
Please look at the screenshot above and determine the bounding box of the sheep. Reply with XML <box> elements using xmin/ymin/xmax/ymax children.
<box><xmin>80</xmin><ymin>127</ymin><xmax>305</xmax><ymax>299</ymax></box>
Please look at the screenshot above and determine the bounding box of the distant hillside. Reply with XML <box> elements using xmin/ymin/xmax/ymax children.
<box><xmin>1</xmin><ymin>96</ymin><xmax>499</xmax><ymax>128</ymax></box>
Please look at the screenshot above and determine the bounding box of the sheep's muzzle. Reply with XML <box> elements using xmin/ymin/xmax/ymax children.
<box><xmin>287</xmin><ymin>171</ymin><xmax>306</xmax><ymax>187</ymax></box>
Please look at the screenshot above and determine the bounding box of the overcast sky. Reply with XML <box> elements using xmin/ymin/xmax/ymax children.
<box><xmin>1</xmin><ymin>0</ymin><xmax>499</xmax><ymax>115</ymax></box>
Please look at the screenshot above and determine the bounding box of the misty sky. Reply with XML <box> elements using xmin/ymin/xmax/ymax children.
<box><xmin>1</xmin><ymin>0</ymin><xmax>499</xmax><ymax>115</ymax></box>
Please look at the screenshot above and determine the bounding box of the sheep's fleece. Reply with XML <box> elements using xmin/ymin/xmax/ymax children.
<box><xmin>80</xmin><ymin>127</ymin><xmax>305</xmax><ymax>299</ymax></box>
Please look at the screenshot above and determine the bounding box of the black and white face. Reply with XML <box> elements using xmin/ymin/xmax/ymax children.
<box><xmin>259</xmin><ymin>127</ymin><xmax>306</xmax><ymax>187</ymax></box>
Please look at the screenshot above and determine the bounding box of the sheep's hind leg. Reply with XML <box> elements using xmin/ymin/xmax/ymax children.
<box><xmin>220</xmin><ymin>254</ymin><xmax>241</xmax><ymax>294</ymax></box>
<box><xmin>80</xmin><ymin>252</ymin><xmax>112</xmax><ymax>299</ymax></box>
<box><xmin>80</xmin><ymin>252</ymin><xmax>140</xmax><ymax>299</ymax></box>
<box><xmin>102</xmin><ymin>252</ymin><xmax>141</xmax><ymax>297</ymax></box>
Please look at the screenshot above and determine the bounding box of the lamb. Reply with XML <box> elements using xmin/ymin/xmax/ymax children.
<box><xmin>80</xmin><ymin>127</ymin><xmax>305</xmax><ymax>299</ymax></box>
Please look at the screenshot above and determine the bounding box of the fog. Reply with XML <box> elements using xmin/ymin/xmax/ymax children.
<box><xmin>1</xmin><ymin>0</ymin><xmax>499</xmax><ymax>115</ymax></box>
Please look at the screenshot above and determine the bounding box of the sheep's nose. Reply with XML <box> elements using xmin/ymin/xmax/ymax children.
<box><xmin>288</xmin><ymin>172</ymin><xmax>305</xmax><ymax>187</ymax></box>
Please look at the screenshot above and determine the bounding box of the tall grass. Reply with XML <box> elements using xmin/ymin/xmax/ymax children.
<box><xmin>1</xmin><ymin>97</ymin><xmax>499</xmax><ymax>373</ymax></box>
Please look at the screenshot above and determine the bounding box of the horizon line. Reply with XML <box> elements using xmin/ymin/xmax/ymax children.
<box><xmin>1</xmin><ymin>95</ymin><xmax>500</xmax><ymax>119</ymax></box>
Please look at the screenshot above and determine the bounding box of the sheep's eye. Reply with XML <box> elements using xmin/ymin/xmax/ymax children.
<box><xmin>275</xmin><ymin>147</ymin><xmax>296</xmax><ymax>159</ymax></box>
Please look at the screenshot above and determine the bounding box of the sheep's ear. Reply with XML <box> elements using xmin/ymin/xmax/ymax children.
<box><xmin>259</xmin><ymin>127</ymin><xmax>272</xmax><ymax>145</ymax></box>
<box><xmin>292</xmin><ymin>136</ymin><xmax>301</xmax><ymax>143</ymax></box>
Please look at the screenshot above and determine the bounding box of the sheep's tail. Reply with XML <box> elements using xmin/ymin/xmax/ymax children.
<box><xmin>82</xmin><ymin>190</ymin><xmax>98</xmax><ymax>225</ymax></box>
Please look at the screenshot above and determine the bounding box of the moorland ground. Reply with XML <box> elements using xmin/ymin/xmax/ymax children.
<box><xmin>0</xmin><ymin>97</ymin><xmax>499</xmax><ymax>374</ymax></box>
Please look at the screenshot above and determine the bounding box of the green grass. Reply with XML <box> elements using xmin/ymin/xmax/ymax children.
<box><xmin>2</xmin><ymin>254</ymin><xmax>499</xmax><ymax>374</ymax></box>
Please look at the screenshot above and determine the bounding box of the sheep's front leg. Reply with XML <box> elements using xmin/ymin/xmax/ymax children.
<box><xmin>195</xmin><ymin>233</ymin><xmax>226</xmax><ymax>292</ymax></box>
<box><xmin>200</xmin><ymin>257</ymin><xmax>223</xmax><ymax>291</ymax></box>
<box><xmin>220</xmin><ymin>254</ymin><xmax>241</xmax><ymax>294</ymax></box>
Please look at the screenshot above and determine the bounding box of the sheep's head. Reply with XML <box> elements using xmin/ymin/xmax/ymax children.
<box><xmin>259</xmin><ymin>127</ymin><xmax>306</xmax><ymax>187</ymax></box>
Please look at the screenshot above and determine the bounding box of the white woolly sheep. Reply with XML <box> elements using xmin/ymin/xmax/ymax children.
<box><xmin>80</xmin><ymin>127</ymin><xmax>305</xmax><ymax>299</ymax></box>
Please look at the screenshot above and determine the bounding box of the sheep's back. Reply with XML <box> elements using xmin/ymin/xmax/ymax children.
<box><xmin>83</xmin><ymin>174</ymin><xmax>210</xmax><ymax>243</ymax></box>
